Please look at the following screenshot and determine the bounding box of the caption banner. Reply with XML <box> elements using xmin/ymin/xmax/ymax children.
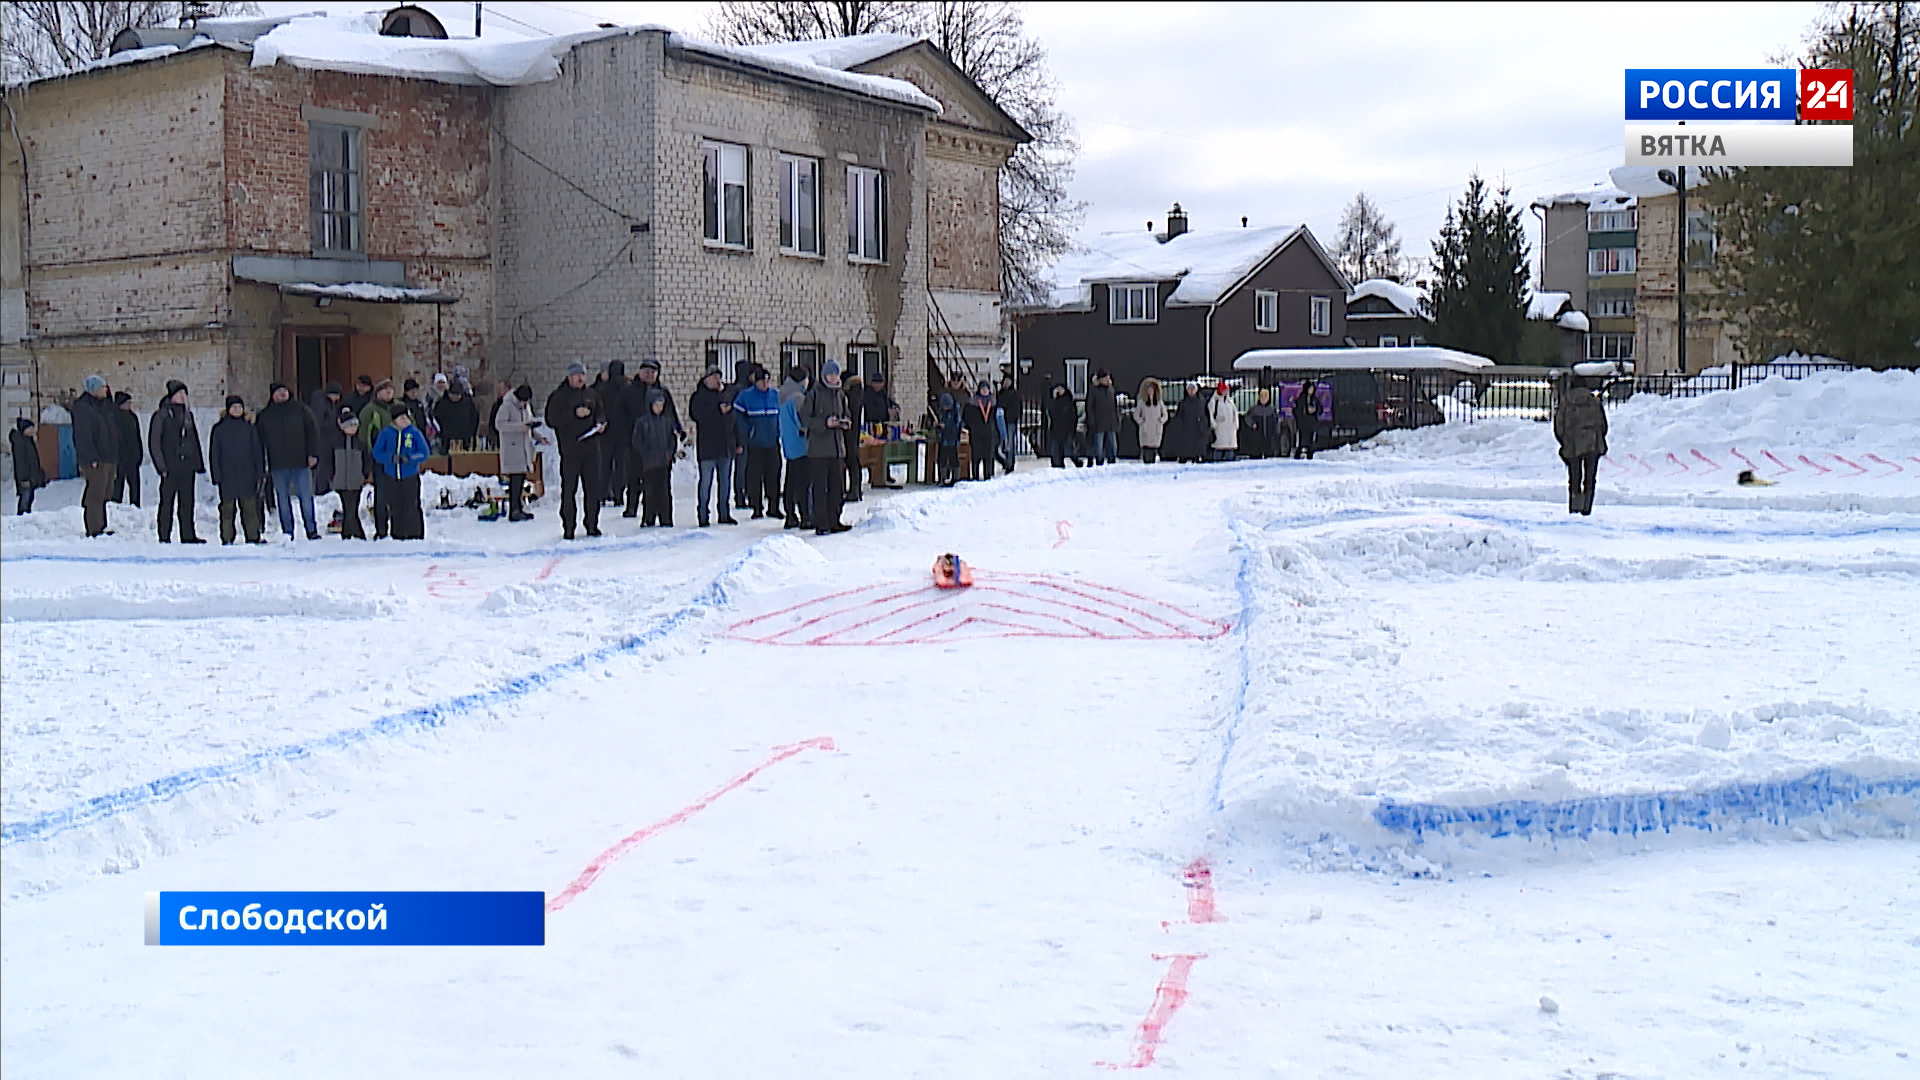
<box><xmin>145</xmin><ymin>891</ymin><xmax>546</xmax><ymax>946</ymax></box>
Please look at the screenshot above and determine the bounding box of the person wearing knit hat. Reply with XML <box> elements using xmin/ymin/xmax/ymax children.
<box><xmin>358</xmin><ymin>379</ymin><xmax>399</xmax><ymax>538</ymax></box>
<box><xmin>330</xmin><ymin>409</ymin><xmax>369</xmax><ymax>539</ymax></box>
<box><xmin>208</xmin><ymin>394</ymin><xmax>266</xmax><ymax>544</ymax></box>
<box><xmin>799</xmin><ymin>359</ymin><xmax>852</xmax><ymax>534</ymax></box>
<box><xmin>1207</xmin><ymin>380</ymin><xmax>1240</xmax><ymax>462</ymax></box>
<box><xmin>259</xmin><ymin>381</ymin><xmax>322</xmax><ymax>541</ymax></box>
<box><xmin>370</xmin><ymin>408</ymin><xmax>431</xmax><ymax>540</ymax></box>
<box><xmin>109</xmin><ymin>390</ymin><xmax>145</xmax><ymax>506</ymax></box>
<box><xmin>148</xmin><ymin>380</ymin><xmax>206</xmax><ymax>542</ymax></box>
<box><xmin>11</xmin><ymin>416</ymin><xmax>46</xmax><ymax>515</ymax></box>
<box><xmin>70</xmin><ymin>374</ymin><xmax>119</xmax><ymax>536</ymax></box>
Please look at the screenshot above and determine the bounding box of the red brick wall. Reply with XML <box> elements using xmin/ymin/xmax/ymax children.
<box><xmin>222</xmin><ymin>56</ymin><xmax>491</xmax><ymax>261</ymax></box>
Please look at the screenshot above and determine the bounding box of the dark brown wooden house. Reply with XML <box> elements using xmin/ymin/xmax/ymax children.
<box><xmin>1008</xmin><ymin>207</ymin><xmax>1349</xmax><ymax>403</ymax></box>
<box><xmin>1343</xmin><ymin>279</ymin><xmax>1431</xmax><ymax>348</ymax></box>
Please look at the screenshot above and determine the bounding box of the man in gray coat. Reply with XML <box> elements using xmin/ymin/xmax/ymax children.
<box><xmin>800</xmin><ymin>359</ymin><xmax>854</xmax><ymax>535</ymax></box>
<box><xmin>1552</xmin><ymin>375</ymin><xmax>1609</xmax><ymax>516</ymax></box>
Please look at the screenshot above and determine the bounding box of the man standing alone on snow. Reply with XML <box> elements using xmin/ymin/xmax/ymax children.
<box><xmin>1553</xmin><ymin>374</ymin><xmax>1609</xmax><ymax>516</ymax></box>
<box><xmin>258</xmin><ymin>382</ymin><xmax>322</xmax><ymax>541</ymax></box>
<box><xmin>71</xmin><ymin>375</ymin><xmax>118</xmax><ymax>536</ymax></box>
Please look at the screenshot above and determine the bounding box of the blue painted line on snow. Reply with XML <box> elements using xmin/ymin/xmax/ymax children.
<box><xmin>0</xmin><ymin>528</ymin><xmax>709</xmax><ymax>566</ymax></box>
<box><xmin>1206</xmin><ymin>514</ymin><xmax>1261</xmax><ymax>812</ymax></box>
<box><xmin>0</xmin><ymin>543</ymin><xmax>764</xmax><ymax>847</ymax></box>
<box><xmin>1373</xmin><ymin>767</ymin><xmax>1920</xmax><ymax>842</ymax></box>
<box><xmin>1255</xmin><ymin>507</ymin><xmax>1918</xmax><ymax>543</ymax></box>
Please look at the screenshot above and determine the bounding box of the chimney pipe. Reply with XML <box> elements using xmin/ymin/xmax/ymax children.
<box><xmin>1164</xmin><ymin>203</ymin><xmax>1189</xmax><ymax>241</ymax></box>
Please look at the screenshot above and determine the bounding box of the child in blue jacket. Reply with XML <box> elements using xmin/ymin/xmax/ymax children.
<box><xmin>371</xmin><ymin>410</ymin><xmax>432</xmax><ymax>539</ymax></box>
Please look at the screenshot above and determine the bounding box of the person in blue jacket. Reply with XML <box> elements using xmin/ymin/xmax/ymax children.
<box><xmin>936</xmin><ymin>391</ymin><xmax>964</xmax><ymax>486</ymax></box>
<box><xmin>732</xmin><ymin>364</ymin><xmax>783</xmax><ymax>519</ymax></box>
<box><xmin>776</xmin><ymin>367</ymin><xmax>812</xmax><ymax>530</ymax></box>
<box><xmin>370</xmin><ymin>409</ymin><xmax>432</xmax><ymax>540</ymax></box>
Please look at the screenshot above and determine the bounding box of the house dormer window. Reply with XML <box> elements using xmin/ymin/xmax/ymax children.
<box><xmin>1108</xmin><ymin>283</ymin><xmax>1156</xmax><ymax>324</ymax></box>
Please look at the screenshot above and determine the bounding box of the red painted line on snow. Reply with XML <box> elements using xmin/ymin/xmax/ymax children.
<box><xmin>1762</xmin><ymin>450</ymin><xmax>1795</xmax><ymax>475</ymax></box>
<box><xmin>533</xmin><ymin>556</ymin><xmax>564</xmax><ymax>581</ymax></box>
<box><xmin>1054</xmin><ymin>519</ymin><xmax>1073</xmax><ymax>548</ymax></box>
<box><xmin>546</xmin><ymin>736</ymin><xmax>836</xmax><ymax>914</ymax></box>
<box><xmin>1097</xmin><ymin>953</ymin><xmax>1207</xmax><ymax>1070</ymax></box>
<box><xmin>1797</xmin><ymin>454</ymin><xmax>1832</xmax><ymax>475</ymax></box>
<box><xmin>1729</xmin><ymin>447</ymin><xmax>1759</xmax><ymax>472</ymax></box>
<box><xmin>725</xmin><ymin>582</ymin><xmax>901</xmax><ymax>636</ymax></box>
<box><xmin>1183</xmin><ymin>858</ymin><xmax>1224</xmax><ymax>924</ymax></box>
<box><xmin>1691</xmin><ymin>449</ymin><xmax>1723</xmax><ymax>472</ymax></box>
<box><xmin>1628</xmin><ymin>453</ymin><xmax>1655</xmax><ymax>476</ymax></box>
<box><xmin>1664</xmin><ymin>452</ymin><xmax>1691</xmax><ymax>474</ymax></box>
<box><xmin>1866</xmin><ymin>453</ymin><xmax>1905</xmax><ymax>474</ymax></box>
<box><xmin>1831</xmin><ymin>454</ymin><xmax>1869</xmax><ymax>476</ymax></box>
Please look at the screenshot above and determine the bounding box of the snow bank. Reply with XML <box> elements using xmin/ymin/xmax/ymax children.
<box><xmin>1</xmin><ymin>582</ymin><xmax>404</xmax><ymax>622</ymax></box>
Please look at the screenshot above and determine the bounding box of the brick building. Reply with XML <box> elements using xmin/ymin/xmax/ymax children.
<box><xmin>1</xmin><ymin>12</ymin><xmax>490</xmax><ymax>412</ymax></box>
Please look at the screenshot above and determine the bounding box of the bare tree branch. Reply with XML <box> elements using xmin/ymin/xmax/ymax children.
<box><xmin>3</xmin><ymin>1</ymin><xmax>258</xmax><ymax>83</ymax></box>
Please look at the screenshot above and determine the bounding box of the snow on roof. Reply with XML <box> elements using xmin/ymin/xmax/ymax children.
<box><xmin>276</xmin><ymin>281</ymin><xmax>459</xmax><ymax>304</ymax></box>
<box><xmin>672</xmin><ymin>33</ymin><xmax>938</xmax><ymax>112</ymax></box>
<box><xmin>61</xmin><ymin>14</ymin><xmax>937</xmax><ymax>109</ymax></box>
<box><xmin>1531</xmin><ymin>180</ymin><xmax>1636</xmax><ymax>211</ymax></box>
<box><xmin>1348</xmin><ymin>278</ymin><xmax>1424</xmax><ymax>317</ymax></box>
<box><xmin>1526</xmin><ymin>291</ymin><xmax>1573</xmax><ymax>320</ymax></box>
<box><xmin>85</xmin><ymin>43</ymin><xmax>195</xmax><ymax>72</ymax></box>
<box><xmin>1233</xmin><ymin>346</ymin><xmax>1495</xmax><ymax>374</ymax></box>
<box><xmin>1029</xmin><ymin>225</ymin><xmax>1307</xmax><ymax>311</ymax></box>
<box><xmin>1556</xmin><ymin>310</ymin><xmax>1591</xmax><ymax>332</ymax></box>
<box><xmin>1610</xmin><ymin>165</ymin><xmax>1708</xmax><ymax>197</ymax></box>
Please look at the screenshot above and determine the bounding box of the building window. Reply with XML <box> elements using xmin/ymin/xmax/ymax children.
<box><xmin>847</xmin><ymin>166</ymin><xmax>886</xmax><ymax>262</ymax></box>
<box><xmin>1108</xmin><ymin>283</ymin><xmax>1156</xmax><ymax>324</ymax></box>
<box><xmin>1253</xmin><ymin>290</ymin><xmax>1278</xmax><ymax>332</ymax></box>
<box><xmin>779</xmin><ymin>155</ymin><xmax>820</xmax><ymax>256</ymax></box>
<box><xmin>1588</xmin><ymin>247</ymin><xmax>1636</xmax><ymax>275</ymax></box>
<box><xmin>1587</xmin><ymin>208</ymin><xmax>1637</xmax><ymax>232</ymax></box>
<box><xmin>846</xmin><ymin>345</ymin><xmax>887</xmax><ymax>385</ymax></box>
<box><xmin>1309</xmin><ymin>295</ymin><xmax>1331</xmax><ymax>336</ymax></box>
<box><xmin>1585</xmin><ymin>332</ymin><xmax>1635</xmax><ymax>361</ymax></box>
<box><xmin>780</xmin><ymin>341</ymin><xmax>822</xmax><ymax>380</ymax></box>
<box><xmin>1378</xmin><ymin>335</ymin><xmax>1398</xmax><ymax>348</ymax></box>
<box><xmin>1408</xmin><ymin>336</ymin><xmax>1425</xmax><ymax>346</ymax></box>
<box><xmin>703</xmin><ymin>141</ymin><xmax>748</xmax><ymax>248</ymax></box>
<box><xmin>705</xmin><ymin>340</ymin><xmax>754</xmax><ymax>383</ymax></box>
<box><xmin>1589</xmin><ymin>289</ymin><xmax>1635</xmax><ymax>318</ymax></box>
<box><xmin>310</xmin><ymin>123</ymin><xmax>363</xmax><ymax>256</ymax></box>
<box><xmin>1064</xmin><ymin>358</ymin><xmax>1090</xmax><ymax>399</ymax></box>
<box><xmin>1686</xmin><ymin>209</ymin><xmax>1716</xmax><ymax>267</ymax></box>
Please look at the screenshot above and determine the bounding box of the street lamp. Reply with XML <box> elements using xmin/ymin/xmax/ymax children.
<box><xmin>1657</xmin><ymin>166</ymin><xmax>1686</xmax><ymax>376</ymax></box>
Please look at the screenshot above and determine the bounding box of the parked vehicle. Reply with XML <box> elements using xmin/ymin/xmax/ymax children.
<box><xmin>1233</xmin><ymin>346</ymin><xmax>1494</xmax><ymax>451</ymax></box>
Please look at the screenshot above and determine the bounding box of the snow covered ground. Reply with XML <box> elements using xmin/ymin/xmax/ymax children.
<box><xmin>3</xmin><ymin>370</ymin><xmax>1917</xmax><ymax>1077</ymax></box>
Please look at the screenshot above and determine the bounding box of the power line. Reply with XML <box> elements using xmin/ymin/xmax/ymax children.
<box><xmin>481</xmin><ymin>5</ymin><xmax>553</xmax><ymax>36</ymax></box>
<box><xmin>491</xmin><ymin>124</ymin><xmax>641</xmax><ymax>223</ymax></box>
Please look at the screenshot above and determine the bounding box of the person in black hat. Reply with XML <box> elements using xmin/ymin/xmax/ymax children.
<box><xmin>148</xmin><ymin>380</ymin><xmax>206</xmax><ymax>542</ymax></box>
<box><xmin>110</xmin><ymin>390</ymin><xmax>145</xmax><ymax>506</ymax></box>
<box><xmin>689</xmin><ymin>365</ymin><xmax>740</xmax><ymax>527</ymax></box>
<box><xmin>71</xmin><ymin>374</ymin><xmax>118</xmax><ymax>536</ymax></box>
<box><xmin>258</xmin><ymin>382</ymin><xmax>321</xmax><ymax>540</ymax></box>
<box><xmin>545</xmin><ymin>361</ymin><xmax>604</xmax><ymax>540</ymax></box>
<box><xmin>207</xmin><ymin>394</ymin><xmax>266</xmax><ymax>544</ymax></box>
<box><xmin>11</xmin><ymin>417</ymin><xmax>46</xmax><ymax>515</ymax></box>
<box><xmin>620</xmin><ymin>359</ymin><xmax>679</xmax><ymax>515</ymax></box>
<box><xmin>597</xmin><ymin>359</ymin><xmax>631</xmax><ymax>506</ymax></box>
<box><xmin>331</xmin><ymin>409</ymin><xmax>369</xmax><ymax>539</ymax></box>
<box><xmin>1085</xmin><ymin>370</ymin><xmax>1119</xmax><ymax>466</ymax></box>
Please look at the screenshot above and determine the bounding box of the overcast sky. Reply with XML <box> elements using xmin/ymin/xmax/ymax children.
<box><xmin>260</xmin><ymin>1</ymin><xmax>1824</xmax><ymax>276</ymax></box>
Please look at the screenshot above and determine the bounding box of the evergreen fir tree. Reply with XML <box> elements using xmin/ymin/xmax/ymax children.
<box><xmin>1700</xmin><ymin>2</ymin><xmax>1919</xmax><ymax>369</ymax></box>
<box><xmin>1426</xmin><ymin>173</ymin><xmax>1530</xmax><ymax>364</ymax></box>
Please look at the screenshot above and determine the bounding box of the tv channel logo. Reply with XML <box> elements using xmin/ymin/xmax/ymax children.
<box><xmin>1626</xmin><ymin>69</ymin><xmax>1855</xmax><ymax>122</ymax></box>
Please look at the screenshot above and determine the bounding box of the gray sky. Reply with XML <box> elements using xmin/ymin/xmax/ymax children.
<box><xmin>259</xmin><ymin>1</ymin><xmax>1824</xmax><ymax>276</ymax></box>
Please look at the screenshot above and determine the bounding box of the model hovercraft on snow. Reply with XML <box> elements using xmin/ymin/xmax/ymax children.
<box><xmin>932</xmin><ymin>553</ymin><xmax>975</xmax><ymax>589</ymax></box>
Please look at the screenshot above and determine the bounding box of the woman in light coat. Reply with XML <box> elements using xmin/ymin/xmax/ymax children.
<box><xmin>1206</xmin><ymin>381</ymin><xmax>1239</xmax><ymax>460</ymax></box>
<box><xmin>1132</xmin><ymin>378</ymin><xmax>1168</xmax><ymax>464</ymax></box>
<box><xmin>494</xmin><ymin>384</ymin><xmax>540</xmax><ymax>522</ymax></box>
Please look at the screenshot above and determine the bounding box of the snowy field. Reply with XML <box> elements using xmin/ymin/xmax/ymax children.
<box><xmin>3</xmin><ymin>370</ymin><xmax>1917</xmax><ymax>1077</ymax></box>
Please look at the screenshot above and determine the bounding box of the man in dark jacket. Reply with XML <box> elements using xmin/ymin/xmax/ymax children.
<box><xmin>400</xmin><ymin>378</ymin><xmax>433</xmax><ymax>437</ymax></box>
<box><xmin>71</xmin><ymin>375</ymin><xmax>118</xmax><ymax>536</ymax></box>
<box><xmin>630</xmin><ymin>389</ymin><xmax>678</xmax><ymax>526</ymax></box>
<box><xmin>433</xmin><ymin>381</ymin><xmax>481</xmax><ymax>454</ymax></box>
<box><xmin>842</xmin><ymin>372</ymin><xmax>866</xmax><ymax>502</ymax></box>
<box><xmin>308</xmin><ymin>381</ymin><xmax>343</xmax><ymax>494</ymax></box>
<box><xmin>545</xmin><ymin>362</ymin><xmax>604</xmax><ymax>540</ymax></box>
<box><xmin>358</xmin><ymin>380</ymin><xmax>399</xmax><ymax>538</ymax></box>
<box><xmin>1553</xmin><ymin>375</ymin><xmax>1609</xmax><ymax>516</ymax></box>
<box><xmin>148</xmin><ymin>380</ymin><xmax>206</xmax><ymax>542</ymax></box>
<box><xmin>258</xmin><ymin>382</ymin><xmax>321</xmax><ymax>540</ymax></box>
<box><xmin>11</xmin><ymin>417</ymin><xmax>45</xmax><ymax>515</ymax></box>
<box><xmin>1172</xmin><ymin>382</ymin><xmax>1210</xmax><ymax>463</ymax></box>
<box><xmin>207</xmin><ymin>395</ymin><xmax>266</xmax><ymax>544</ymax></box>
<box><xmin>110</xmin><ymin>391</ymin><xmax>144</xmax><ymax>505</ymax></box>
<box><xmin>936</xmin><ymin>391</ymin><xmax>964</xmax><ymax>485</ymax></box>
<box><xmin>621</xmin><ymin>360</ymin><xmax>679</xmax><ymax>514</ymax></box>
<box><xmin>1291</xmin><ymin>381</ymin><xmax>1321</xmax><ymax>460</ymax></box>
<box><xmin>800</xmin><ymin>360</ymin><xmax>853</xmax><ymax>534</ymax></box>
<box><xmin>688</xmin><ymin>366</ymin><xmax>740</xmax><ymax>527</ymax></box>
<box><xmin>732</xmin><ymin>365</ymin><xmax>783</xmax><ymax>519</ymax></box>
<box><xmin>342</xmin><ymin>375</ymin><xmax>374</xmax><ymax>420</ymax></box>
<box><xmin>862</xmin><ymin>371</ymin><xmax>899</xmax><ymax>428</ymax></box>
<box><xmin>996</xmin><ymin>375</ymin><xmax>1022</xmax><ymax>472</ymax></box>
<box><xmin>1085</xmin><ymin>371</ymin><xmax>1120</xmax><ymax>465</ymax></box>
<box><xmin>596</xmin><ymin>360</ymin><xmax>631</xmax><ymax>507</ymax></box>
<box><xmin>1044</xmin><ymin>384</ymin><xmax>1079</xmax><ymax>469</ymax></box>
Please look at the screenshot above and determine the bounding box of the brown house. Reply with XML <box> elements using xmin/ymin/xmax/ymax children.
<box><xmin>1009</xmin><ymin>206</ymin><xmax>1349</xmax><ymax>403</ymax></box>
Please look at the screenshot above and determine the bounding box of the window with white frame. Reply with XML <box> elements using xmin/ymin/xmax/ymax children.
<box><xmin>780</xmin><ymin>341</ymin><xmax>823</xmax><ymax>380</ymax></box>
<box><xmin>1585</xmin><ymin>332</ymin><xmax>1635</xmax><ymax>361</ymax></box>
<box><xmin>847</xmin><ymin>165</ymin><xmax>886</xmax><ymax>261</ymax></box>
<box><xmin>1589</xmin><ymin>289</ymin><xmax>1635</xmax><ymax>318</ymax></box>
<box><xmin>1378</xmin><ymin>335</ymin><xmax>1399</xmax><ymax>348</ymax></box>
<box><xmin>1587</xmin><ymin>208</ymin><xmax>1637</xmax><ymax>232</ymax></box>
<box><xmin>1309</xmin><ymin>295</ymin><xmax>1331</xmax><ymax>336</ymax></box>
<box><xmin>1408</xmin><ymin>335</ymin><xmax>1425</xmax><ymax>346</ymax></box>
<box><xmin>1588</xmin><ymin>247</ymin><xmax>1636</xmax><ymax>275</ymax></box>
<box><xmin>846</xmin><ymin>345</ymin><xmax>886</xmax><ymax>385</ymax></box>
<box><xmin>779</xmin><ymin>154</ymin><xmax>820</xmax><ymax>256</ymax></box>
<box><xmin>1253</xmin><ymin>289</ymin><xmax>1278</xmax><ymax>332</ymax></box>
<box><xmin>1064</xmin><ymin>358</ymin><xmax>1090</xmax><ymax>399</ymax></box>
<box><xmin>705</xmin><ymin>340</ymin><xmax>754</xmax><ymax>382</ymax></box>
<box><xmin>703</xmin><ymin>141</ymin><xmax>748</xmax><ymax>248</ymax></box>
<box><xmin>1108</xmin><ymin>283</ymin><xmax>1156</xmax><ymax>324</ymax></box>
<box><xmin>310</xmin><ymin>123</ymin><xmax>363</xmax><ymax>256</ymax></box>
